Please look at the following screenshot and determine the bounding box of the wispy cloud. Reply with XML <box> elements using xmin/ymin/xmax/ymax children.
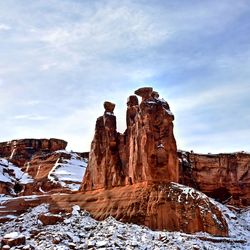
<box><xmin>0</xmin><ymin>0</ymin><xmax>249</xmax><ymax>153</ymax></box>
<box><xmin>13</xmin><ymin>114</ymin><xmax>49</xmax><ymax>121</ymax></box>
<box><xmin>0</xmin><ymin>23</ymin><xmax>11</xmax><ymax>31</ymax></box>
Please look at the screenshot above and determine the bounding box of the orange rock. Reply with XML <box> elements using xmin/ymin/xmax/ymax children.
<box><xmin>38</xmin><ymin>213</ymin><xmax>63</xmax><ymax>225</ymax></box>
<box><xmin>134</xmin><ymin>87</ymin><xmax>153</xmax><ymax>101</ymax></box>
<box><xmin>82</xmin><ymin>87</ymin><xmax>178</xmax><ymax>191</ymax></box>
<box><xmin>0</xmin><ymin>182</ymin><xmax>228</xmax><ymax>236</ymax></box>
<box><xmin>0</xmin><ymin>138</ymin><xmax>67</xmax><ymax>167</ymax></box>
<box><xmin>179</xmin><ymin>151</ymin><xmax>250</xmax><ymax>207</ymax></box>
<box><xmin>104</xmin><ymin>101</ymin><xmax>115</xmax><ymax>113</ymax></box>
<box><xmin>1</xmin><ymin>232</ymin><xmax>26</xmax><ymax>247</ymax></box>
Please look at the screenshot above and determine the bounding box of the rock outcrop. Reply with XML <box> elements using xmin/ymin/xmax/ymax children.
<box><xmin>0</xmin><ymin>139</ymin><xmax>87</xmax><ymax>196</ymax></box>
<box><xmin>0</xmin><ymin>182</ymin><xmax>228</xmax><ymax>236</ymax></box>
<box><xmin>80</xmin><ymin>87</ymin><xmax>228</xmax><ymax>236</ymax></box>
<box><xmin>82</xmin><ymin>87</ymin><xmax>178</xmax><ymax>191</ymax></box>
<box><xmin>0</xmin><ymin>138</ymin><xmax>67</xmax><ymax>167</ymax></box>
<box><xmin>179</xmin><ymin>151</ymin><xmax>250</xmax><ymax>207</ymax></box>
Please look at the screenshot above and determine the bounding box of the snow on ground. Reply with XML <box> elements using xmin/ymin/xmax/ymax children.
<box><xmin>0</xmin><ymin>158</ymin><xmax>33</xmax><ymax>185</ymax></box>
<box><xmin>48</xmin><ymin>151</ymin><xmax>87</xmax><ymax>191</ymax></box>
<box><xmin>0</xmin><ymin>203</ymin><xmax>249</xmax><ymax>250</ymax></box>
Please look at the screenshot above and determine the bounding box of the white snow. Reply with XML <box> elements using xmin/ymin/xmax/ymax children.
<box><xmin>0</xmin><ymin>203</ymin><xmax>248</xmax><ymax>249</ymax></box>
<box><xmin>4</xmin><ymin>232</ymin><xmax>24</xmax><ymax>239</ymax></box>
<box><xmin>145</xmin><ymin>100</ymin><xmax>157</xmax><ymax>104</ymax></box>
<box><xmin>48</xmin><ymin>152</ymin><xmax>87</xmax><ymax>191</ymax></box>
<box><xmin>157</xmin><ymin>144</ymin><xmax>164</xmax><ymax>149</ymax></box>
<box><xmin>165</xmin><ymin>108</ymin><xmax>174</xmax><ymax>116</ymax></box>
<box><xmin>0</xmin><ymin>158</ymin><xmax>33</xmax><ymax>187</ymax></box>
<box><xmin>105</xmin><ymin>112</ymin><xmax>114</xmax><ymax>116</ymax></box>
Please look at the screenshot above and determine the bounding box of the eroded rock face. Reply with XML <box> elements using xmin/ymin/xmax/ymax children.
<box><xmin>80</xmin><ymin>87</ymin><xmax>228</xmax><ymax>236</ymax></box>
<box><xmin>179</xmin><ymin>151</ymin><xmax>250</xmax><ymax>207</ymax></box>
<box><xmin>82</xmin><ymin>106</ymin><xmax>124</xmax><ymax>190</ymax></box>
<box><xmin>0</xmin><ymin>182</ymin><xmax>228</xmax><ymax>236</ymax></box>
<box><xmin>82</xmin><ymin>87</ymin><xmax>178</xmax><ymax>191</ymax></box>
<box><xmin>0</xmin><ymin>139</ymin><xmax>87</xmax><ymax>196</ymax></box>
<box><xmin>0</xmin><ymin>139</ymin><xmax>67</xmax><ymax>167</ymax></box>
<box><xmin>123</xmin><ymin>89</ymin><xmax>178</xmax><ymax>184</ymax></box>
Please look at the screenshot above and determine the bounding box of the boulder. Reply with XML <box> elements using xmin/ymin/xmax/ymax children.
<box><xmin>134</xmin><ymin>87</ymin><xmax>153</xmax><ymax>101</ymax></box>
<box><xmin>38</xmin><ymin>213</ymin><xmax>63</xmax><ymax>225</ymax></box>
<box><xmin>1</xmin><ymin>232</ymin><xmax>26</xmax><ymax>247</ymax></box>
<box><xmin>104</xmin><ymin>101</ymin><xmax>115</xmax><ymax>114</ymax></box>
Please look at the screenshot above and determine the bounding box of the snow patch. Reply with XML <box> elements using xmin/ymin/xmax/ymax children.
<box><xmin>0</xmin><ymin>158</ymin><xmax>33</xmax><ymax>186</ymax></box>
<box><xmin>48</xmin><ymin>152</ymin><xmax>87</xmax><ymax>191</ymax></box>
<box><xmin>0</xmin><ymin>203</ymin><xmax>249</xmax><ymax>249</ymax></box>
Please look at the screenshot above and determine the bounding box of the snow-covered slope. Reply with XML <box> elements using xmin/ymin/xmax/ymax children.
<box><xmin>48</xmin><ymin>151</ymin><xmax>87</xmax><ymax>191</ymax></box>
<box><xmin>0</xmin><ymin>158</ymin><xmax>33</xmax><ymax>186</ymax></box>
<box><xmin>0</xmin><ymin>203</ymin><xmax>249</xmax><ymax>250</ymax></box>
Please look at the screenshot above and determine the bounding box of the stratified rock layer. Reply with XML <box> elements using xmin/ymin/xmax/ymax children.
<box><xmin>179</xmin><ymin>151</ymin><xmax>250</xmax><ymax>207</ymax></box>
<box><xmin>0</xmin><ymin>182</ymin><xmax>228</xmax><ymax>236</ymax></box>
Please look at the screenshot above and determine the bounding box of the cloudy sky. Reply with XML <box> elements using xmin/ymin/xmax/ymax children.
<box><xmin>0</xmin><ymin>0</ymin><xmax>249</xmax><ymax>153</ymax></box>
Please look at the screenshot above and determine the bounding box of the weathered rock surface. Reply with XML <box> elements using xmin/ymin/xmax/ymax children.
<box><xmin>2</xmin><ymin>87</ymin><xmax>248</xmax><ymax>237</ymax></box>
<box><xmin>38</xmin><ymin>213</ymin><xmax>63</xmax><ymax>225</ymax></box>
<box><xmin>82</xmin><ymin>87</ymin><xmax>178</xmax><ymax>191</ymax></box>
<box><xmin>0</xmin><ymin>182</ymin><xmax>228</xmax><ymax>236</ymax></box>
<box><xmin>0</xmin><ymin>138</ymin><xmax>67</xmax><ymax>167</ymax></box>
<box><xmin>0</xmin><ymin>142</ymin><xmax>87</xmax><ymax>196</ymax></box>
<box><xmin>80</xmin><ymin>87</ymin><xmax>227</xmax><ymax>235</ymax></box>
<box><xmin>179</xmin><ymin>151</ymin><xmax>250</xmax><ymax>207</ymax></box>
<box><xmin>1</xmin><ymin>232</ymin><xmax>26</xmax><ymax>248</ymax></box>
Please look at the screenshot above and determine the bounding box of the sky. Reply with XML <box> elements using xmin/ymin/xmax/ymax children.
<box><xmin>0</xmin><ymin>0</ymin><xmax>249</xmax><ymax>153</ymax></box>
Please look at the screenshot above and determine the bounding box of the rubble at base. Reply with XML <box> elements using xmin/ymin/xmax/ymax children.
<box><xmin>0</xmin><ymin>204</ymin><xmax>249</xmax><ymax>250</ymax></box>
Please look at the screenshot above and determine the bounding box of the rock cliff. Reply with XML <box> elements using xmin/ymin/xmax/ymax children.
<box><xmin>0</xmin><ymin>139</ymin><xmax>87</xmax><ymax>196</ymax></box>
<box><xmin>0</xmin><ymin>138</ymin><xmax>67</xmax><ymax>167</ymax></box>
<box><xmin>179</xmin><ymin>151</ymin><xmax>250</xmax><ymax>207</ymax></box>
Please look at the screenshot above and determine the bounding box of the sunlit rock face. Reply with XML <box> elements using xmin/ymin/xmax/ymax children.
<box><xmin>82</xmin><ymin>87</ymin><xmax>178</xmax><ymax>191</ymax></box>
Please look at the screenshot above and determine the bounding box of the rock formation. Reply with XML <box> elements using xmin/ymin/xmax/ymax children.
<box><xmin>0</xmin><ymin>139</ymin><xmax>87</xmax><ymax>196</ymax></box>
<box><xmin>80</xmin><ymin>87</ymin><xmax>228</xmax><ymax>236</ymax></box>
<box><xmin>0</xmin><ymin>181</ymin><xmax>228</xmax><ymax>236</ymax></box>
<box><xmin>0</xmin><ymin>138</ymin><xmax>67</xmax><ymax>167</ymax></box>
<box><xmin>2</xmin><ymin>87</ymin><xmax>244</xmax><ymax>237</ymax></box>
<box><xmin>179</xmin><ymin>151</ymin><xmax>250</xmax><ymax>207</ymax></box>
<box><xmin>82</xmin><ymin>87</ymin><xmax>178</xmax><ymax>191</ymax></box>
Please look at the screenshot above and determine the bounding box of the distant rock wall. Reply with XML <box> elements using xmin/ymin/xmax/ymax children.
<box><xmin>82</xmin><ymin>87</ymin><xmax>178</xmax><ymax>191</ymax></box>
<box><xmin>0</xmin><ymin>138</ymin><xmax>67</xmax><ymax>167</ymax></box>
<box><xmin>0</xmin><ymin>139</ymin><xmax>89</xmax><ymax>195</ymax></box>
<box><xmin>179</xmin><ymin>151</ymin><xmax>250</xmax><ymax>207</ymax></box>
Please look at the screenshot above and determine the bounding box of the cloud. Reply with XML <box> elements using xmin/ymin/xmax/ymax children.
<box><xmin>0</xmin><ymin>0</ymin><xmax>249</xmax><ymax>153</ymax></box>
<box><xmin>13</xmin><ymin>114</ymin><xmax>49</xmax><ymax>121</ymax></box>
<box><xmin>0</xmin><ymin>24</ymin><xmax>11</xmax><ymax>31</ymax></box>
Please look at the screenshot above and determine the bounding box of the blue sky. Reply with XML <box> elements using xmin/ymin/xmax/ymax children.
<box><xmin>0</xmin><ymin>0</ymin><xmax>249</xmax><ymax>153</ymax></box>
